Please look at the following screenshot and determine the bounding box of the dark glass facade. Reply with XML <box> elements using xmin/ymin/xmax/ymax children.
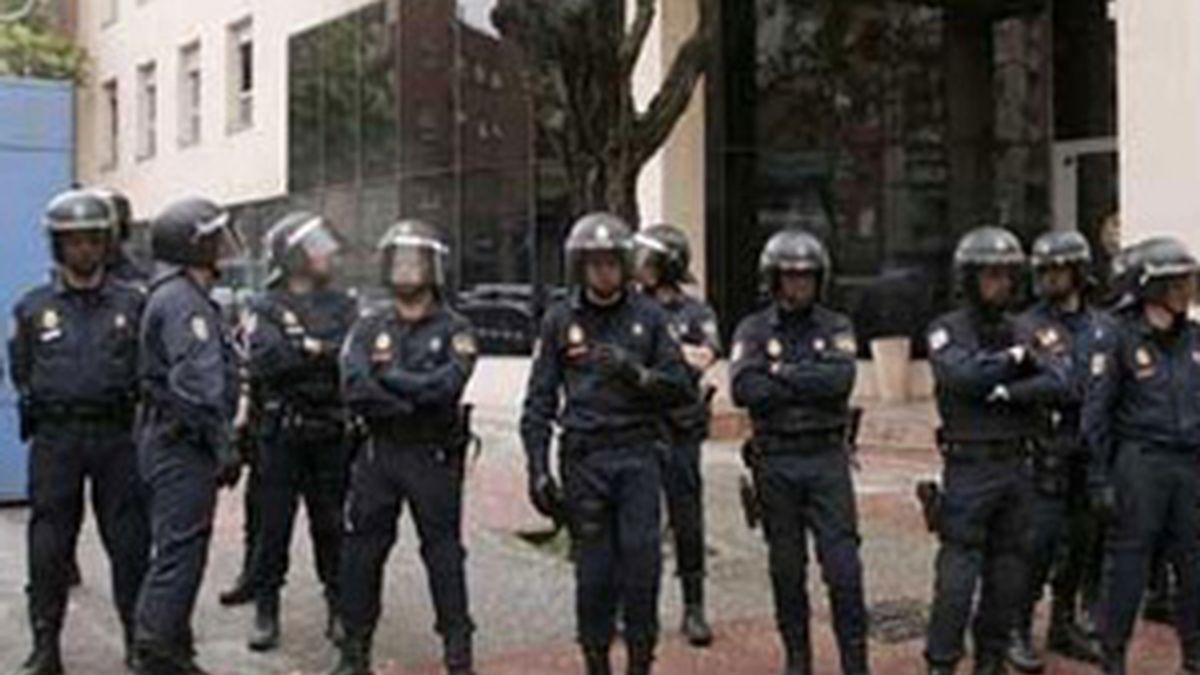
<box><xmin>283</xmin><ymin>0</ymin><xmax>545</xmax><ymax>294</ymax></box>
<box><xmin>706</xmin><ymin>0</ymin><xmax>1113</xmax><ymax>343</ymax></box>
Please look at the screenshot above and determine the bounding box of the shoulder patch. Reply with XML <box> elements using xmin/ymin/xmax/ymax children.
<box><xmin>1091</xmin><ymin>353</ymin><xmax>1107</xmax><ymax>378</ymax></box>
<box><xmin>731</xmin><ymin>341</ymin><xmax>746</xmax><ymax>363</ymax></box>
<box><xmin>452</xmin><ymin>332</ymin><xmax>478</xmax><ymax>357</ymax></box>
<box><xmin>191</xmin><ymin>315</ymin><xmax>210</xmax><ymax>342</ymax></box>
<box><xmin>40</xmin><ymin>309</ymin><xmax>60</xmax><ymax>331</ymax></box>
<box><xmin>834</xmin><ymin>332</ymin><xmax>857</xmax><ymax>355</ymax></box>
<box><xmin>928</xmin><ymin>327</ymin><xmax>950</xmax><ymax>352</ymax></box>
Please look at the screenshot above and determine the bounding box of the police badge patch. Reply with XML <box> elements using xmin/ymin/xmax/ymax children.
<box><xmin>191</xmin><ymin>316</ymin><xmax>210</xmax><ymax>342</ymax></box>
<box><xmin>1091</xmin><ymin>353</ymin><xmax>1107</xmax><ymax>377</ymax></box>
<box><xmin>929</xmin><ymin>328</ymin><xmax>950</xmax><ymax>352</ymax></box>
<box><xmin>767</xmin><ymin>339</ymin><xmax>783</xmax><ymax>359</ymax></box>
<box><xmin>41</xmin><ymin>309</ymin><xmax>59</xmax><ymax>331</ymax></box>
<box><xmin>453</xmin><ymin>332</ymin><xmax>478</xmax><ymax>357</ymax></box>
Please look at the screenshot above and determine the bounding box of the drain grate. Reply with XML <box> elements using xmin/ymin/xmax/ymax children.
<box><xmin>868</xmin><ymin>598</ymin><xmax>929</xmax><ymax>644</ymax></box>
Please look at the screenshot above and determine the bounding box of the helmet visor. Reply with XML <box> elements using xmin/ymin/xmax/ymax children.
<box><xmin>387</xmin><ymin>246</ymin><xmax>439</xmax><ymax>288</ymax></box>
<box><xmin>195</xmin><ymin>211</ymin><xmax>245</xmax><ymax>263</ymax></box>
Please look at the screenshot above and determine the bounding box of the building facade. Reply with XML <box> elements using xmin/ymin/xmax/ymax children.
<box><xmin>74</xmin><ymin>0</ymin><xmax>1177</xmax><ymax>338</ymax></box>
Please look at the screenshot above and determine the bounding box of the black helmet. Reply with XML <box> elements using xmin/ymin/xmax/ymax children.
<box><xmin>43</xmin><ymin>189</ymin><xmax>114</xmax><ymax>235</ymax></box>
<box><xmin>1105</xmin><ymin>241</ymin><xmax>1151</xmax><ymax>312</ymax></box>
<box><xmin>151</xmin><ymin>197</ymin><xmax>243</xmax><ymax>268</ymax></box>
<box><xmin>564</xmin><ymin>212</ymin><xmax>633</xmax><ymax>285</ymax></box>
<box><xmin>43</xmin><ymin>189</ymin><xmax>115</xmax><ymax>264</ymax></box>
<box><xmin>633</xmin><ymin>223</ymin><xmax>695</xmax><ymax>286</ymax></box>
<box><xmin>89</xmin><ymin>187</ymin><xmax>135</xmax><ymax>241</ymax></box>
<box><xmin>263</xmin><ymin>211</ymin><xmax>341</xmax><ymax>287</ymax></box>
<box><xmin>1031</xmin><ymin>230</ymin><xmax>1092</xmax><ymax>269</ymax></box>
<box><xmin>759</xmin><ymin>229</ymin><xmax>831</xmax><ymax>295</ymax></box>
<box><xmin>1137</xmin><ymin>236</ymin><xmax>1198</xmax><ymax>293</ymax></box>
<box><xmin>377</xmin><ymin>219</ymin><xmax>449</xmax><ymax>290</ymax></box>
<box><xmin>953</xmin><ymin>226</ymin><xmax>1025</xmax><ymax>306</ymax></box>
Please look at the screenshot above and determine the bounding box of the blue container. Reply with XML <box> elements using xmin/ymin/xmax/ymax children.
<box><xmin>0</xmin><ymin>77</ymin><xmax>73</xmax><ymax>503</ymax></box>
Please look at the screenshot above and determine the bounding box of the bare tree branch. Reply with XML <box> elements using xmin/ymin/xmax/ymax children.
<box><xmin>619</xmin><ymin>0</ymin><xmax>656</xmax><ymax>77</ymax></box>
<box><xmin>632</xmin><ymin>0</ymin><xmax>713</xmax><ymax>166</ymax></box>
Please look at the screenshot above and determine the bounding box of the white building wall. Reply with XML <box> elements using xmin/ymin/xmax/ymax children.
<box><xmin>1117</xmin><ymin>0</ymin><xmax>1200</xmax><ymax>251</ymax></box>
<box><xmin>75</xmin><ymin>0</ymin><xmax>380</xmax><ymax>217</ymax></box>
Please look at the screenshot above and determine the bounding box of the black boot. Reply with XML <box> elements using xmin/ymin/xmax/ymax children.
<box><xmin>626</xmin><ymin>641</ymin><xmax>654</xmax><ymax>675</ymax></box>
<box><xmin>1101</xmin><ymin>647</ymin><xmax>1126</xmax><ymax>675</ymax></box>
<box><xmin>1046</xmin><ymin>601</ymin><xmax>1102</xmax><ymax>663</ymax></box>
<box><xmin>325</xmin><ymin>597</ymin><xmax>345</xmax><ymax>645</ymax></box>
<box><xmin>973</xmin><ymin>652</ymin><xmax>1007</xmax><ymax>675</ymax></box>
<box><xmin>247</xmin><ymin>594</ymin><xmax>281</xmax><ymax>652</ymax></box>
<box><xmin>218</xmin><ymin>548</ymin><xmax>257</xmax><ymax>607</ymax></box>
<box><xmin>680</xmin><ymin>576</ymin><xmax>713</xmax><ymax>647</ymax></box>
<box><xmin>444</xmin><ymin>631</ymin><xmax>476</xmax><ymax>675</ymax></box>
<box><xmin>583</xmin><ymin>646</ymin><xmax>612</xmax><ymax>675</ymax></box>
<box><xmin>1005</xmin><ymin>627</ymin><xmax>1043</xmax><ymax>673</ymax></box>
<box><xmin>328</xmin><ymin>631</ymin><xmax>372</xmax><ymax>675</ymax></box>
<box><xmin>132</xmin><ymin>638</ymin><xmax>209</xmax><ymax>675</ymax></box>
<box><xmin>928</xmin><ymin>664</ymin><xmax>957</xmax><ymax>675</ymax></box>
<box><xmin>13</xmin><ymin>624</ymin><xmax>62</xmax><ymax>675</ymax></box>
<box><xmin>782</xmin><ymin>633</ymin><xmax>812</xmax><ymax>675</ymax></box>
<box><xmin>840</xmin><ymin>638</ymin><xmax>871</xmax><ymax>675</ymax></box>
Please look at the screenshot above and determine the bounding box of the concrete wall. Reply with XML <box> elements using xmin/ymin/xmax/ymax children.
<box><xmin>1117</xmin><ymin>0</ymin><xmax>1200</xmax><ymax>250</ymax></box>
<box><xmin>75</xmin><ymin>0</ymin><xmax>380</xmax><ymax>217</ymax></box>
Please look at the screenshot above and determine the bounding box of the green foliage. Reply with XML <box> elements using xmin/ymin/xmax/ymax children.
<box><xmin>0</xmin><ymin>17</ymin><xmax>86</xmax><ymax>82</ymax></box>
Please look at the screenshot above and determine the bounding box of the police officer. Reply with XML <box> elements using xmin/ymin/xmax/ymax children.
<box><xmin>91</xmin><ymin>187</ymin><xmax>150</xmax><ymax>286</ymax></box>
<box><xmin>1084</xmin><ymin>236</ymin><xmax>1200</xmax><ymax>675</ymax></box>
<box><xmin>632</xmin><ymin>223</ymin><xmax>719</xmax><ymax>647</ymax></box>
<box><xmin>332</xmin><ymin>220</ymin><xmax>479</xmax><ymax>675</ymax></box>
<box><xmin>1007</xmin><ymin>230</ymin><xmax>1104</xmax><ymax>672</ymax></box>
<box><xmin>923</xmin><ymin>227</ymin><xmax>1069</xmax><ymax>675</ymax></box>
<box><xmin>521</xmin><ymin>213</ymin><xmax>696</xmax><ymax>675</ymax></box>
<box><xmin>243</xmin><ymin>212</ymin><xmax>357</xmax><ymax>651</ymax></box>
<box><xmin>133</xmin><ymin>197</ymin><xmax>243</xmax><ymax>675</ymax></box>
<box><xmin>729</xmin><ymin>230</ymin><xmax>870</xmax><ymax>675</ymax></box>
<box><xmin>8</xmin><ymin>190</ymin><xmax>150</xmax><ymax>674</ymax></box>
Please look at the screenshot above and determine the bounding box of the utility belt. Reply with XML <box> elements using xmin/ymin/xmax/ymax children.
<box><xmin>32</xmin><ymin>400</ymin><xmax>134</xmax><ymax>423</ymax></box>
<box><xmin>937</xmin><ymin>431</ymin><xmax>1033</xmax><ymax>462</ymax></box>
<box><xmin>561</xmin><ymin>426</ymin><xmax>662</xmax><ymax>456</ymax></box>
<box><xmin>1131</xmin><ymin>440</ymin><xmax>1199</xmax><ymax>457</ymax></box>
<box><xmin>752</xmin><ymin>429</ymin><xmax>846</xmax><ymax>456</ymax></box>
<box><xmin>370</xmin><ymin>406</ymin><xmax>473</xmax><ymax>449</ymax></box>
<box><xmin>267</xmin><ymin>401</ymin><xmax>348</xmax><ymax>435</ymax></box>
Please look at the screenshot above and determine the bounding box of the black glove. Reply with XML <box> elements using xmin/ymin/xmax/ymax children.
<box><xmin>529</xmin><ymin>471</ymin><xmax>563</xmax><ymax>521</ymax></box>
<box><xmin>1089</xmin><ymin>483</ymin><xmax>1117</xmax><ymax>522</ymax></box>
<box><xmin>214</xmin><ymin>437</ymin><xmax>243</xmax><ymax>489</ymax></box>
<box><xmin>592</xmin><ymin>343</ymin><xmax>643</xmax><ymax>383</ymax></box>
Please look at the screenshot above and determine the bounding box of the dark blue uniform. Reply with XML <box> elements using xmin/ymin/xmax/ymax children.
<box><xmin>923</xmin><ymin>308</ymin><xmax>1069</xmax><ymax>668</ymax></box>
<box><xmin>245</xmin><ymin>289</ymin><xmax>356</xmax><ymax>605</ymax></box>
<box><xmin>1084</xmin><ymin>312</ymin><xmax>1200</xmax><ymax>664</ymax></box>
<box><xmin>656</xmin><ymin>294</ymin><xmax>720</xmax><ymax>585</ymax></box>
<box><xmin>134</xmin><ymin>270</ymin><xmax>238</xmax><ymax>655</ymax></box>
<box><xmin>8</xmin><ymin>276</ymin><xmax>149</xmax><ymax>647</ymax></box>
<box><xmin>520</xmin><ymin>290</ymin><xmax>695</xmax><ymax>652</ymax></box>
<box><xmin>1015</xmin><ymin>301</ymin><xmax>1104</xmax><ymax>635</ymax></box>
<box><xmin>338</xmin><ymin>304</ymin><xmax>478</xmax><ymax>667</ymax></box>
<box><xmin>730</xmin><ymin>304</ymin><xmax>868</xmax><ymax>674</ymax></box>
<box><xmin>110</xmin><ymin>251</ymin><xmax>151</xmax><ymax>289</ymax></box>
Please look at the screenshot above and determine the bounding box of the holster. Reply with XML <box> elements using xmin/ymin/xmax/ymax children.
<box><xmin>916</xmin><ymin>480</ymin><xmax>942</xmax><ymax>534</ymax></box>
<box><xmin>739</xmin><ymin>439</ymin><xmax>765</xmax><ymax>530</ymax></box>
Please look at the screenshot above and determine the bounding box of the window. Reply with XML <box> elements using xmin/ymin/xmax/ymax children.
<box><xmin>228</xmin><ymin>18</ymin><xmax>254</xmax><ymax>133</ymax></box>
<box><xmin>101</xmin><ymin>79</ymin><xmax>119</xmax><ymax>170</ymax></box>
<box><xmin>178</xmin><ymin>43</ymin><xmax>202</xmax><ymax>147</ymax></box>
<box><xmin>102</xmin><ymin>0</ymin><xmax>118</xmax><ymax>27</ymax></box>
<box><xmin>136</xmin><ymin>62</ymin><xmax>157</xmax><ymax>160</ymax></box>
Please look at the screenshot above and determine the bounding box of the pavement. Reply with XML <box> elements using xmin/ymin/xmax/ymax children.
<box><xmin>0</xmin><ymin>358</ymin><xmax>1185</xmax><ymax>675</ymax></box>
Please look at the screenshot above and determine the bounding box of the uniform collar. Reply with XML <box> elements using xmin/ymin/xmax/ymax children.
<box><xmin>768</xmin><ymin>303</ymin><xmax>815</xmax><ymax>328</ymax></box>
<box><xmin>52</xmin><ymin>270</ymin><xmax>111</xmax><ymax>299</ymax></box>
<box><xmin>571</xmin><ymin>286</ymin><xmax>628</xmax><ymax>312</ymax></box>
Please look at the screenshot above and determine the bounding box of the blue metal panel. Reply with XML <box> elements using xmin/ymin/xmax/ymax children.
<box><xmin>0</xmin><ymin>77</ymin><xmax>73</xmax><ymax>503</ymax></box>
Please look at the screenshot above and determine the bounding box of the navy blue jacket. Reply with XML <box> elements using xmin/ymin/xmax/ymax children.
<box><xmin>1019</xmin><ymin>300</ymin><xmax>1101</xmax><ymax>438</ymax></box>
<box><xmin>730</xmin><ymin>304</ymin><xmax>857</xmax><ymax>440</ymax></box>
<box><xmin>658</xmin><ymin>292</ymin><xmax>721</xmax><ymax>438</ymax></box>
<box><xmin>139</xmin><ymin>270</ymin><xmax>239</xmax><ymax>452</ymax></box>
<box><xmin>340</xmin><ymin>303</ymin><xmax>476</xmax><ymax>435</ymax></box>
<box><xmin>926</xmin><ymin>308</ymin><xmax>1070</xmax><ymax>443</ymax></box>
<box><xmin>9</xmin><ymin>276</ymin><xmax>143</xmax><ymax>408</ymax></box>
<box><xmin>520</xmin><ymin>289</ymin><xmax>697</xmax><ymax>474</ymax></box>
<box><xmin>245</xmin><ymin>288</ymin><xmax>356</xmax><ymax>411</ymax></box>
<box><xmin>1084</xmin><ymin>311</ymin><xmax>1200</xmax><ymax>480</ymax></box>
